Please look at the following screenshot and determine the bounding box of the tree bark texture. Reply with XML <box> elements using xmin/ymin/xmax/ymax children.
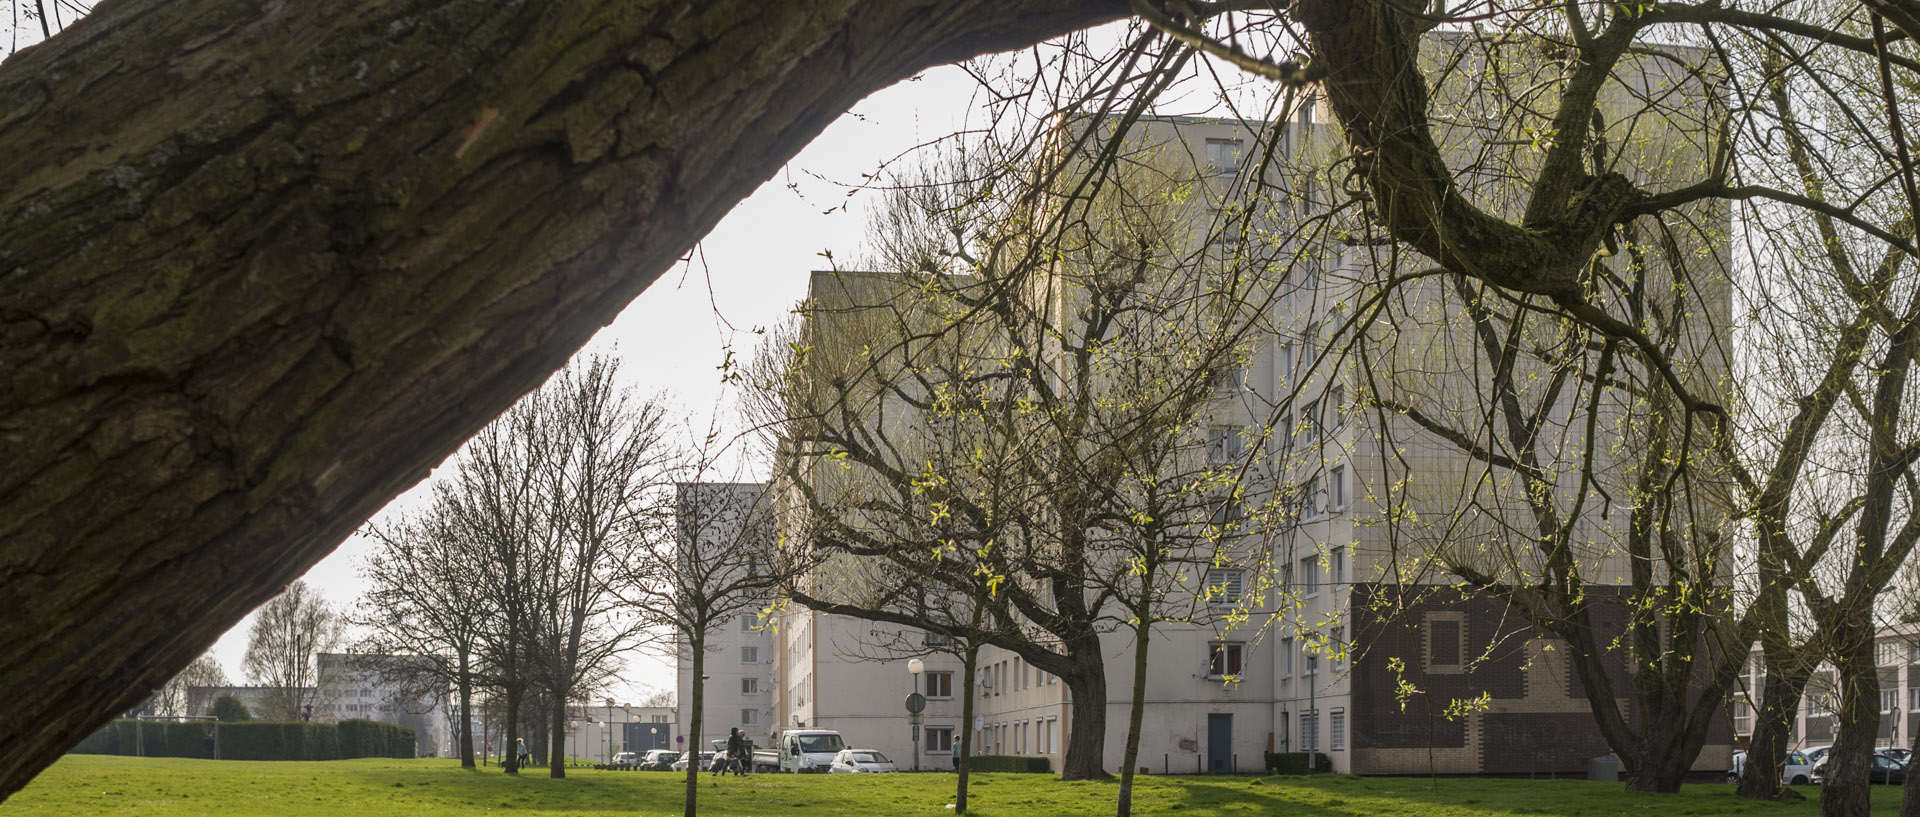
<box><xmin>0</xmin><ymin>0</ymin><xmax>1128</xmax><ymax>799</ymax></box>
<box><xmin>683</xmin><ymin>633</ymin><xmax>703</xmax><ymax>817</ymax></box>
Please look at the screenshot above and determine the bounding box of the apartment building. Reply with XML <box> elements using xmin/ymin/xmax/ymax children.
<box><xmin>766</xmin><ymin>33</ymin><xmax>1733</xmax><ymax>777</ymax></box>
<box><xmin>672</xmin><ymin>482</ymin><xmax>780</xmax><ymax>756</ymax></box>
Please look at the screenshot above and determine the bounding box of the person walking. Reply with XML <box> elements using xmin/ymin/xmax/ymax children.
<box><xmin>515</xmin><ymin>737</ymin><xmax>531</xmax><ymax>769</ymax></box>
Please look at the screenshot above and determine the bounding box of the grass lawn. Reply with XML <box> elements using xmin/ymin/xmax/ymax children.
<box><xmin>0</xmin><ymin>755</ymin><xmax>1899</xmax><ymax>816</ymax></box>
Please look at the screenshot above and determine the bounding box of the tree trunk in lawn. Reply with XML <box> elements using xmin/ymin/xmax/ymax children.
<box><xmin>1117</xmin><ymin>607</ymin><xmax>1152</xmax><ymax>817</ymax></box>
<box><xmin>1741</xmin><ymin>652</ymin><xmax>1811</xmax><ymax>796</ymax></box>
<box><xmin>0</xmin><ymin>0</ymin><xmax>1128</xmax><ymax>800</ymax></box>
<box><xmin>683</xmin><ymin>633</ymin><xmax>704</xmax><ymax>817</ymax></box>
<box><xmin>550</xmin><ymin>694</ymin><xmax>569</xmax><ymax>777</ymax></box>
<box><xmin>1059</xmin><ymin>636</ymin><xmax>1111</xmax><ymax>781</ymax></box>
<box><xmin>1823</xmin><ymin>620</ymin><xmax>1881</xmax><ymax>817</ymax></box>
<box><xmin>457</xmin><ymin>658</ymin><xmax>476</xmax><ymax>769</ymax></box>
<box><xmin>957</xmin><ymin>644</ymin><xmax>978</xmax><ymax>813</ymax></box>
<box><xmin>503</xmin><ymin>685</ymin><xmax>522</xmax><ymax>774</ymax></box>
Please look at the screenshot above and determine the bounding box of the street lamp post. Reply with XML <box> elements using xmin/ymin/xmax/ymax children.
<box><xmin>906</xmin><ymin>658</ymin><xmax>926</xmax><ymax>773</ymax></box>
<box><xmin>605</xmin><ymin>697</ymin><xmax>615</xmax><ymax>765</ymax></box>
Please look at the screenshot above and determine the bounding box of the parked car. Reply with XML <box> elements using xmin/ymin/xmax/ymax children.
<box><xmin>639</xmin><ymin>750</ymin><xmax>680</xmax><ymax>771</ymax></box>
<box><xmin>672</xmin><ymin>752</ymin><xmax>715</xmax><ymax>772</ymax></box>
<box><xmin>828</xmin><ymin>748</ymin><xmax>898</xmax><ymax>774</ymax></box>
<box><xmin>1883</xmin><ymin>748</ymin><xmax>1913</xmax><ymax>765</ymax></box>
<box><xmin>610</xmin><ymin>751</ymin><xmax>641</xmax><ymax>769</ymax></box>
<box><xmin>1803</xmin><ymin>745</ymin><xmax>1832</xmax><ymax>768</ymax></box>
<box><xmin>1727</xmin><ymin>749</ymin><xmax>1816</xmax><ymax>785</ymax></box>
<box><xmin>1814</xmin><ymin>752</ymin><xmax>1908</xmax><ymax>786</ymax></box>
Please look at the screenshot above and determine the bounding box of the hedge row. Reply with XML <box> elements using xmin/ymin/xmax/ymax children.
<box><xmin>336</xmin><ymin>719</ymin><xmax>415</xmax><ymax>759</ymax></box>
<box><xmin>72</xmin><ymin>719</ymin><xmax>413</xmax><ymax>761</ymax></box>
<box><xmin>968</xmin><ymin>755</ymin><xmax>1052</xmax><ymax>773</ymax></box>
<box><xmin>72</xmin><ymin>721</ymin><xmax>218</xmax><ymax>758</ymax></box>
<box><xmin>1263</xmin><ymin>751</ymin><xmax>1332</xmax><ymax>774</ymax></box>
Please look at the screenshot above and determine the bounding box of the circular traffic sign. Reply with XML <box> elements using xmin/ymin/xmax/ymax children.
<box><xmin>904</xmin><ymin>692</ymin><xmax>927</xmax><ymax>714</ymax></box>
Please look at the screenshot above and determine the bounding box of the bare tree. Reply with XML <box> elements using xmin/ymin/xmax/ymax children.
<box><xmin>241</xmin><ymin>581</ymin><xmax>345</xmax><ymax>722</ymax></box>
<box><xmin>148</xmin><ymin>655</ymin><xmax>227</xmax><ymax>718</ymax></box>
<box><xmin>359</xmin><ymin>495</ymin><xmax>493</xmax><ymax>767</ymax></box>
<box><xmin>525</xmin><ymin>356</ymin><xmax>672</xmax><ymax>778</ymax></box>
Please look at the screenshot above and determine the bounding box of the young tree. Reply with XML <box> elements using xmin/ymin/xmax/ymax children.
<box><xmin>621</xmin><ymin>465</ymin><xmax>790</xmax><ymax>817</ymax></box>
<box><xmin>241</xmin><ymin>581</ymin><xmax>345</xmax><ymax>722</ymax></box>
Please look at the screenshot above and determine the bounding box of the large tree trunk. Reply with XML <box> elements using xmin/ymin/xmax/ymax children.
<box><xmin>1741</xmin><ymin>649</ymin><xmax>1812</xmax><ymax>797</ymax></box>
<box><xmin>1823</xmin><ymin>619</ymin><xmax>1881</xmax><ymax>817</ymax></box>
<box><xmin>0</xmin><ymin>0</ymin><xmax>1127</xmax><ymax>800</ymax></box>
<box><xmin>1059</xmin><ymin>640</ymin><xmax>1111</xmax><ymax>781</ymax></box>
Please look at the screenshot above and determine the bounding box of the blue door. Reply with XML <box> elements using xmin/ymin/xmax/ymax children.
<box><xmin>1207</xmin><ymin>714</ymin><xmax>1233</xmax><ymax>773</ymax></box>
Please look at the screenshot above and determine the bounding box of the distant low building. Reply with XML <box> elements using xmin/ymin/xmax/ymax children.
<box><xmin>189</xmin><ymin>652</ymin><xmax>450</xmax><ymax>757</ymax></box>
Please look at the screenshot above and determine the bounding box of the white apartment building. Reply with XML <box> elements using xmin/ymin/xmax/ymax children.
<box><xmin>673</xmin><ymin>482</ymin><xmax>780</xmax><ymax>756</ymax></box>
<box><xmin>766</xmin><ymin>34</ymin><xmax>1731</xmax><ymax>778</ymax></box>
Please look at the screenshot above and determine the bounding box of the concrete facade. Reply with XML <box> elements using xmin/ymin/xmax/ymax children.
<box><xmin>764</xmin><ymin>35</ymin><xmax>1733</xmax><ymax>778</ymax></box>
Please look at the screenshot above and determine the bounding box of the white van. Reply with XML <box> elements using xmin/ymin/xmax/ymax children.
<box><xmin>759</xmin><ymin>730</ymin><xmax>847</xmax><ymax>773</ymax></box>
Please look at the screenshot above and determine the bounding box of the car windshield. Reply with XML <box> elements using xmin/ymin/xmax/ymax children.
<box><xmin>852</xmin><ymin>751</ymin><xmax>890</xmax><ymax>763</ymax></box>
<box><xmin>799</xmin><ymin>735</ymin><xmax>846</xmax><ymax>753</ymax></box>
<box><xmin>659</xmin><ymin>753</ymin><xmax>679</xmax><ymax>762</ymax></box>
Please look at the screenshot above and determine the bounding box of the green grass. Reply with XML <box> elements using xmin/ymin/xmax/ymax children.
<box><xmin>0</xmin><ymin>755</ymin><xmax>1899</xmax><ymax>816</ymax></box>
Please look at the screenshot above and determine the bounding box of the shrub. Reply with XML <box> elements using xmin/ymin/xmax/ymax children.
<box><xmin>968</xmin><ymin>755</ymin><xmax>1052</xmax><ymax>773</ymax></box>
<box><xmin>1264</xmin><ymin>752</ymin><xmax>1332</xmax><ymax>775</ymax></box>
<box><xmin>211</xmin><ymin>695</ymin><xmax>252</xmax><ymax>722</ymax></box>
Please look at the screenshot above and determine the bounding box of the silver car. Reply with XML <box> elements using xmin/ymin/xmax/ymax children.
<box><xmin>828</xmin><ymin>748</ymin><xmax>898</xmax><ymax>774</ymax></box>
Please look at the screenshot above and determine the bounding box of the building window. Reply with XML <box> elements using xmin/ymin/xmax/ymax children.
<box><xmin>926</xmin><ymin>671</ymin><xmax>953</xmax><ymax>699</ymax></box>
<box><xmin>741</xmin><ymin>709</ymin><xmax>759</xmax><ymax>727</ymax></box>
<box><xmin>926</xmin><ymin>726</ymin><xmax>954</xmax><ymax>754</ymax></box>
<box><xmin>1879</xmin><ymin>641</ymin><xmax>1900</xmax><ymax>667</ymax></box>
<box><xmin>740</xmin><ymin>615</ymin><xmax>757</xmax><ymax>633</ymax></box>
<box><xmin>1331</xmin><ymin>547</ymin><xmax>1346</xmax><ymax>585</ymax></box>
<box><xmin>1205</xmin><ymin>138</ymin><xmax>1243</xmax><ymax>174</ymax></box>
<box><xmin>1282</xmin><ymin>637</ymin><xmax>1295</xmax><ymax>676</ymax></box>
<box><xmin>1425</xmin><ymin>614</ymin><xmax>1465</xmax><ymax>673</ymax></box>
<box><xmin>1212</xmin><ymin>363</ymin><xmax>1246</xmax><ymax>392</ymax></box>
<box><xmin>1209</xmin><ymin>426</ymin><xmax>1246</xmax><ymax>464</ymax></box>
<box><xmin>925</xmin><ymin>632</ymin><xmax>953</xmax><ymax>648</ymax></box>
<box><xmin>1208</xmin><ymin>642</ymin><xmax>1245</xmax><ymax>678</ymax></box>
<box><xmin>1305</xmin><ymin>652</ymin><xmax>1319</xmax><ymax>677</ymax></box>
<box><xmin>1301</xmin><ymin>710</ymin><xmax>1320</xmax><ymax>752</ymax></box>
<box><xmin>1300</xmin><ymin>401</ymin><xmax>1319</xmax><ymax>447</ymax></box>
<box><xmin>1884</xmin><ymin>689</ymin><xmax>1900</xmax><ymax>713</ymax></box>
<box><xmin>1329</xmin><ymin>384</ymin><xmax>1346</xmax><ymax>426</ymax></box>
<box><xmin>1330</xmin><ymin>709</ymin><xmax>1346</xmax><ymax>751</ymax></box>
<box><xmin>1300</xmin><ymin>556</ymin><xmax>1319</xmax><ymax>596</ymax></box>
<box><xmin>1330</xmin><ymin>465</ymin><xmax>1347</xmax><ymax>511</ymax></box>
<box><xmin>741</xmin><ymin>646</ymin><xmax>759</xmax><ymax>664</ymax></box>
<box><xmin>1206</xmin><ymin>569</ymin><xmax>1246</xmax><ymax>606</ymax></box>
<box><xmin>652</xmin><ymin>715</ymin><xmax>669</xmax><ymax>723</ymax></box>
<box><xmin>741</xmin><ymin>677</ymin><xmax>760</xmax><ymax>695</ymax></box>
<box><xmin>1047</xmin><ymin>718</ymin><xmax>1058</xmax><ymax>753</ymax></box>
<box><xmin>1909</xmin><ymin>687</ymin><xmax>1920</xmax><ymax>712</ymax></box>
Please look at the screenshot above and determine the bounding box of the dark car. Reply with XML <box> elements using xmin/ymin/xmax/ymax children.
<box><xmin>1814</xmin><ymin>752</ymin><xmax>1907</xmax><ymax>786</ymax></box>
